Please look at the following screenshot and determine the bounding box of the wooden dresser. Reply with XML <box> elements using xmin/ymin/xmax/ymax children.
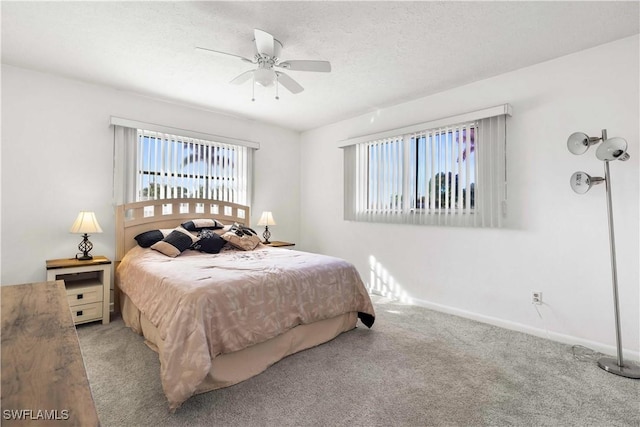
<box><xmin>1</xmin><ymin>281</ymin><xmax>100</xmax><ymax>426</ymax></box>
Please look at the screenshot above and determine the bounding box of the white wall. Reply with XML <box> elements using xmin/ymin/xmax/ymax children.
<box><xmin>3</xmin><ymin>36</ymin><xmax>637</xmax><ymax>360</ymax></box>
<box><xmin>300</xmin><ymin>36</ymin><xmax>640</xmax><ymax>359</ymax></box>
<box><xmin>1</xmin><ymin>65</ymin><xmax>300</xmax><ymax>285</ymax></box>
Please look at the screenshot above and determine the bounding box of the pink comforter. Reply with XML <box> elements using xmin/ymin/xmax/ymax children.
<box><xmin>117</xmin><ymin>245</ymin><xmax>375</xmax><ymax>410</ymax></box>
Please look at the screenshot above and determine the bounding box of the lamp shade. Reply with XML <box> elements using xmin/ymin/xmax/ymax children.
<box><xmin>595</xmin><ymin>137</ymin><xmax>630</xmax><ymax>161</ymax></box>
<box><xmin>569</xmin><ymin>171</ymin><xmax>604</xmax><ymax>194</ymax></box>
<box><xmin>69</xmin><ymin>211</ymin><xmax>103</xmax><ymax>234</ymax></box>
<box><xmin>567</xmin><ymin>132</ymin><xmax>591</xmax><ymax>155</ymax></box>
<box><xmin>257</xmin><ymin>211</ymin><xmax>276</xmax><ymax>226</ymax></box>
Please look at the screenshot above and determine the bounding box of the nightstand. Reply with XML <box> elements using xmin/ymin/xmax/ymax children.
<box><xmin>46</xmin><ymin>256</ymin><xmax>111</xmax><ymax>325</ymax></box>
<box><xmin>265</xmin><ymin>241</ymin><xmax>295</xmax><ymax>248</ymax></box>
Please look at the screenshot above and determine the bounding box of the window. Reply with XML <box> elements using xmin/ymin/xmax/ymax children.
<box><xmin>342</xmin><ymin>105</ymin><xmax>510</xmax><ymax>227</ymax></box>
<box><xmin>365</xmin><ymin>136</ymin><xmax>404</xmax><ymax>213</ymax></box>
<box><xmin>137</xmin><ymin>130</ymin><xmax>249</xmax><ymax>204</ymax></box>
<box><xmin>112</xmin><ymin>117</ymin><xmax>258</xmax><ymax>206</ymax></box>
<box><xmin>409</xmin><ymin>124</ymin><xmax>477</xmax><ymax>211</ymax></box>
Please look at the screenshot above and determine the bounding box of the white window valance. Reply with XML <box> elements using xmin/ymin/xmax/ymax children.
<box><xmin>338</xmin><ymin>104</ymin><xmax>511</xmax><ymax>148</ymax></box>
<box><xmin>109</xmin><ymin>116</ymin><xmax>260</xmax><ymax>149</ymax></box>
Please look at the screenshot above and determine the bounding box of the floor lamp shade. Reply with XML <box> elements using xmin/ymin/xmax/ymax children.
<box><xmin>69</xmin><ymin>211</ymin><xmax>103</xmax><ymax>260</ymax></box>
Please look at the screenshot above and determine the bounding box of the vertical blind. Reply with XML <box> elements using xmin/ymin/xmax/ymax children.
<box><xmin>112</xmin><ymin>118</ymin><xmax>257</xmax><ymax>206</ymax></box>
<box><xmin>343</xmin><ymin>105</ymin><xmax>510</xmax><ymax>227</ymax></box>
<box><xmin>137</xmin><ymin>130</ymin><xmax>250</xmax><ymax>204</ymax></box>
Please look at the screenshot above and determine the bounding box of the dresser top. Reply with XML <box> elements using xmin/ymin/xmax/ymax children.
<box><xmin>1</xmin><ymin>281</ymin><xmax>100</xmax><ymax>426</ymax></box>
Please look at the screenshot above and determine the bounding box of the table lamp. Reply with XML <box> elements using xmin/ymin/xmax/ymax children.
<box><xmin>69</xmin><ymin>211</ymin><xmax>103</xmax><ymax>260</ymax></box>
<box><xmin>257</xmin><ymin>211</ymin><xmax>276</xmax><ymax>244</ymax></box>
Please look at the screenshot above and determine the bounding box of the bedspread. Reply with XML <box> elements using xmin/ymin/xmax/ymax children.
<box><xmin>117</xmin><ymin>246</ymin><xmax>375</xmax><ymax>410</ymax></box>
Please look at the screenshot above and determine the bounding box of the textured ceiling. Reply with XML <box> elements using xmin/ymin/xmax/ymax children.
<box><xmin>2</xmin><ymin>1</ymin><xmax>639</xmax><ymax>132</ymax></box>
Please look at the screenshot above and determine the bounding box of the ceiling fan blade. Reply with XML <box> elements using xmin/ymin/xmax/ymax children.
<box><xmin>195</xmin><ymin>46</ymin><xmax>254</xmax><ymax>63</ymax></box>
<box><xmin>276</xmin><ymin>72</ymin><xmax>304</xmax><ymax>94</ymax></box>
<box><xmin>254</xmin><ymin>29</ymin><xmax>274</xmax><ymax>56</ymax></box>
<box><xmin>277</xmin><ymin>60</ymin><xmax>331</xmax><ymax>72</ymax></box>
<box><xmin>230</xmin><ymin>70</ymin><xmax>254</xmax><ymax>85</ymax></box>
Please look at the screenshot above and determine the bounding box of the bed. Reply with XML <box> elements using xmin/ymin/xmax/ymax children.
<box><xmin>114</xmin><ymin>198</ymin><xmax>375</xmax><ymax>411</ymax></box>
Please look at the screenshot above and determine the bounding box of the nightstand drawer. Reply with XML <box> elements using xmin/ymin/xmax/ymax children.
<box><xmin>70</xmin><ymin>302</ymin><xmax>103</xmax><ymax>324</ymax></box>
<box><xmin>66</xmin><ymin>284</ymin><xmax>103</xmax><ymax>307</ymax></box>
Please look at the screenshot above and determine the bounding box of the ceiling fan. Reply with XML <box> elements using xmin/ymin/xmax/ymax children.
<box><xmin>196</xmin><ymin>28</ymin><xmax>331</xmax><ymax>100</ymax></box>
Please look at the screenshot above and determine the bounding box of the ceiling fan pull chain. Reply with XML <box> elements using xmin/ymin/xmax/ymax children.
<box><xmin>275</xmin><ymin>74</ymin><xmax>280</xmax><ymax>100</ymax></box>
<box><xmin>251</xmin><ymin>74</ymin><xmax>256</xmax><ymax>102</ymax></box>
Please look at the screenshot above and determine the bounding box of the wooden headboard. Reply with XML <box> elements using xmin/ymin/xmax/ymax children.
<box><xmin>115</xmin><ymin>198</ymin><xmax>251</xmax><ymax>262</ymax></box>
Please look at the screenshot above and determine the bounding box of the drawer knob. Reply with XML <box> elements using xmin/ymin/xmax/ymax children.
<box><xmin>76</xmin><ymin>310</ymin><xmax>83</xmax><ymax>316</ymax></box>
<box><xmin>77</xmin><ymin>294</ymin><xmax>84</xmax><ymax>300</ymax></box>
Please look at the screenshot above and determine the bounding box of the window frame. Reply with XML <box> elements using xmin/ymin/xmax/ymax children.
<box><xmin>136</xmin><ymin>130</ymin><xmax>249</xmax><ymax>204</ymax></box>
<box><xmin>409</xmin><ymin>125</ymin><xmax>477</xmax><ymax>213</ymax></box>
<box><xmin>112</xmin><ymin>117</ymin><xmax>258</xmax><ymax>207</ymax></box>
<box><xmin>341</xmin><ymin>105</ymin><xmax>510</xmax><ymax>227</ymax></box>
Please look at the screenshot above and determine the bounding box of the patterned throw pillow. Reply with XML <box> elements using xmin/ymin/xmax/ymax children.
<box><xmin>151</xmin><ymin>227</ymin><xmax>198</xmax><ymax>257</ymax></box>
<box><xmin>134</xmin><ymin>230</ymin><xmax>165</xmax><ymax>248</ymax></box>
<box><xmin>181</xmin><ymin>219</ymin><xmax>224</xmax><ymax>231</ymax></box>
<box><xmin>221</xmin><ymin>231</ymin><xmax>261</xmax><ymax>251</ymax></box>
<box><xmin>134</xmin><ymin>229</ymin><xmax>169</xmax><ymax>248</ymax></box>
<box><xmin>191</xmin><ymin>229</ymin><xmax>227</xmax><ymax>254</ymax></box>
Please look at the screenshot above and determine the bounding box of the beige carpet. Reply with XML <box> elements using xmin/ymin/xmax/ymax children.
<box><xmin>76</xmin><ymin>296</ymin><xmax>640</xmax><ymax>426</ymax></box>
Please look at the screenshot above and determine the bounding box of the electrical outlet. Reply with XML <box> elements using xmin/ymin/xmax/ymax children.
<box><xmin>532</xmin><ymin>291</ymin><xmax>542</xmax><ymax>305</ymax></box>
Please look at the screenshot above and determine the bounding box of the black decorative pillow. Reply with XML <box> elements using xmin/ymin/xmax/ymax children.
<box><xmin>181</xmin><ymin>219</ymin><xmax>224</xmax><ymax>231</ymax></box>
<box><xmin>151</xmin><ymin>227</ymin><xmax>198</xmax><ymax>257</ymax></box>
<box><xmin>191</xmin><ymin>229</ymin><xmax>227</xmax><ymax>254</ymax></box>
<box><xmin>134</xmin><ymin>229</ymin><xmax>169</xmax><ymax>248</ymax></box>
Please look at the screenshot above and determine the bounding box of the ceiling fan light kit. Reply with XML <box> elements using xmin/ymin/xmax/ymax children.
<box><xmin>197</xmin><ymin>28</ymin><xmax>331</xmax><ymax>101</ymax></box>
<box><xmin>253</xmin><ymin>68</ymin><xmax>276</xmax><ymax>87</ymax></box>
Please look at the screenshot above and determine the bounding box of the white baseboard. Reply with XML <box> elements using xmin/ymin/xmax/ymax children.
<box><xmin>378</xmin><ymin>293</ymin><xmax>640</xmax><ymax>362</ymax></box>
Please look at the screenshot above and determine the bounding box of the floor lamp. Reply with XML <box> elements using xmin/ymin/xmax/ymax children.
<box><xmin>567</xmin><ymin>129</ymin><xmax>640</xmax><ymax>379</ymax></box>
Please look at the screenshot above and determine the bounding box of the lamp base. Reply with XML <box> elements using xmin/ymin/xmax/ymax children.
<box><xmin>262</xmin><ymin>226</ymin><xmax>271</xmax><ymax>244</ymax></box>
<box><xmin>597</xmin><ymin>357</ymin><xmax>640</xmax><ymax>379</ymax></box>
<box><xmin>77</xmin><ymin>234</ymin><xmax>94</xmax><ymax>261</ymax></box>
